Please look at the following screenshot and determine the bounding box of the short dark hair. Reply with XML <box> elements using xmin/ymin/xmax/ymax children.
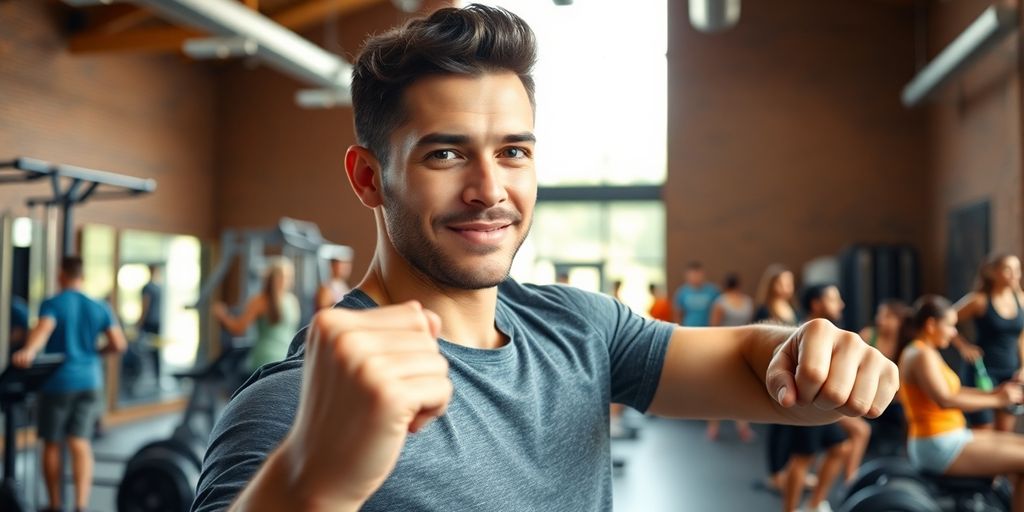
<box><xmin>801</xmin><ymin>283</ymin><xmax>836</xmax><ymax>313</ymax></box>
<box><xmin>723</xmin><ymin>272</ymin><xmax>740</xmax><ymax>290</ymax></box>
<box><xmin>61</xmin><ymin>256</ymin><xmax>83</xmax><ymax>279</ymax></box>
<box><xmin>351</xmin><ymin>4</ymin><xmax>537</xmax><ymax>169</ymax></box>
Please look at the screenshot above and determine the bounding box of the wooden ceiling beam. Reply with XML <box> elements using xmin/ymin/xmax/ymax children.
<box><xmin>69</xmin><ymin>26</ymin><xmax>206</xmax><ymax>54</ymax></box>
<box><xmin>271</xmin><ymin>0</ymin><xmax>383</xmax><ymax>32</ymax></box>
<box><xmin>85</xmin><ymin>5</ymin><xmax>156</xmax><ymax>35</ymax></box>
<box><xmin>68</xmin><ymin>0</ymin><xmax>385</xmax><ymax>55</ymax></box>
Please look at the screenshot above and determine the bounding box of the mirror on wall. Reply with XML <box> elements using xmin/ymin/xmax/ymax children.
<box><xmin>115</xmin><ymin>229</ymin><xmax>202</xmax><ymax>407</ymax></box>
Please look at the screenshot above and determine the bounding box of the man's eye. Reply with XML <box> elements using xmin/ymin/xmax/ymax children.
<box><xmin>430</xmin><ymin>150</ymin><xmax>458</xmax><ymax>160</ymax></box>
<box><xmin>501</xmin><ymin>147</ymin><xmax>527</xmax><ymax>158</ymax></box>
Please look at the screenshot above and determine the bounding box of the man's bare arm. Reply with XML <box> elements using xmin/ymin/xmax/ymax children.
<box><xmin>100</xmin><ymin>326</ymin><xmax>128</xmax><ymax>355</ymax></box>
<box><xmin>11</xmin><ymin>317</ymin><xmax>57</xmax><ymax>367</ymax></box>
<box><xmin>648</xmin><ymin>319</ymin><xmax>898</xmax><ymax>425</ymax></box>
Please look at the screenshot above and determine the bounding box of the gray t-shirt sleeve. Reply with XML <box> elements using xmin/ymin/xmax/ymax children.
<box><xmin>191</xmin><ymin>365</ymin><xmax>302</xmax><ymax>512</ymax></box>
<box><xmin>557</xmin><ymin>287</ymin><xmax>675</xmax><ymax>412</ymax></box>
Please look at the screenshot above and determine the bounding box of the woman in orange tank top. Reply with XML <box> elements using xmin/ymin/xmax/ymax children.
<box><xmin>898</xmin><ymin>295</ymin><xmax>1024</xmax><ymax>511</ymax></box>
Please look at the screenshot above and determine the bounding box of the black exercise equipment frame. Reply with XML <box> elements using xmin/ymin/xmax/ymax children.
<box><xmin>0</xmin><ymin>157</ymin><xmax>157</xmax><ymax>258</ymax></box>
<box><xmin>0</xmin><ymin>354</ymin><xmax>65</xmax><ymax>512</ymax></box>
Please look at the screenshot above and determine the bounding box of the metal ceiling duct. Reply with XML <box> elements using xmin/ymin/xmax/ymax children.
<box><xmin>183</xmin><ymin>36</ymin><xmax>258</xmax><ymax>60</ymax></box>
<box><xmin>901</xmin><ymin>2</ymin><xmax>1018</xmax><ymax>107</ymax></box>
<box><xmin>295</xmin><ymin>87</ymin><xmax>352</xmax><ymax>109</ymax></box>
<box><xmin>132</xmin><ymin>0</ymin><xmax>352</xmax><ymax>94</ymax></box>
<box><xmin>689</xmin><ymin>0</ymin><xmax>741</xmax><ymax>33</ymax></box>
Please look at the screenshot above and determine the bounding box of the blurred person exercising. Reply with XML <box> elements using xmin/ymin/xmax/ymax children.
<box><xmin>899</xmin><ymin>295</ymin><xmax>1024</xmax><ymax>511</ymax></box>
<box><xmin>951</xmin><ymin>254</ymin><xmax>1024</xmax><ymax>431</ymax></box>
<box><xmin>12</xmin><ymin>256</ymin><xmax>127</xmax><ymax>512</ymax></box>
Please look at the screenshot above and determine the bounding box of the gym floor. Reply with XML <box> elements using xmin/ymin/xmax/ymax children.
<box><xmin>14</xmin><ymin>414</ymin><xmax>179</xmax><ymax>511</ymax></box>
<box><xmin>11</xmin><ymin>413</ymin><xmax>850</xmax><ymax>511</ymax></box>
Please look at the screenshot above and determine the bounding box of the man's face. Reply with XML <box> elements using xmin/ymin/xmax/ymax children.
<box><xmin>379</xmin><ymin>72</ymin><xmax>536</xmax><ymax>290</ymax></box>
<box><xmin>685</xmin><ymin>268</ymin><xmax>704</xmax><ymax>286</ymax></box>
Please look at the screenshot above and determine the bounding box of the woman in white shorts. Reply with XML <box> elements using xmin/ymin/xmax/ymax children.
<box><xmin>898</xmin><ymin>295</ymin><xmax>1024</xmax><ymax>511</ymax></box>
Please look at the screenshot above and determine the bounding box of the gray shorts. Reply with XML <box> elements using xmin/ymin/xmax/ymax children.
<box><xmin>908</xmin><ymin>428</ymin><xmax>974</xmax><ymax>474</ymax></box>
<box><xmin>37</xmin><ymin>390</ymin><xmax>100</xmax><ymax>442</ymax></box>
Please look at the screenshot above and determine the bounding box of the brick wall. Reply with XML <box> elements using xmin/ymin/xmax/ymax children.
<box><xmin>213</xmin><ymin>2</ymin><xmax>430</xmax><ymax>278</ymax></box>
<box><xmin>0</xmin><ymin>0</ymin><xmax>217</xmax><ymax>239</ymax></box>
<box><xmin>926</xmin><ymin>0</ymin><xmax>1023</xmax><ymax>295</ymax></box>
<box><xmin>665</xmin><ymin>0</ymin><xmax>930</xmax><ymax>295</ymax></box>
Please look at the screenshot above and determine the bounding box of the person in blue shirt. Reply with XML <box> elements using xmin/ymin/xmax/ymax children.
<box><xmin>12</xmin><ymin>256</ymin><xmax>126</xmax><ymax>512</ymax></box>
<box><xmin>673</xmin><ymin>261</ymin><xmax>720</xmax><ymax>326</ymax></box>
<box><xmin>137</xmin><ymin>264</ymin><xmax>164</xmax><ymax>385</ymax></box>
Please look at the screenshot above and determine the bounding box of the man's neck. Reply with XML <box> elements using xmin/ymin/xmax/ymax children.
<box><xmin>61</xmin><ymin>283</ymin><xmax>82</xmax><ymax>292</ymax></box>
<box><xmin>355</xmin><ymin>253</ymin><xmax>504</xmax><ymax>350</ymax></box>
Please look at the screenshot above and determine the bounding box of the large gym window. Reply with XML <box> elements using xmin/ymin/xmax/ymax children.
<box><xmin>117</xmin><ymin>230</ymin><xmax>202</xmax><ymax>371</ymax></box>
<box><xmin>481</xmin><ymin>0</ymin><xmax>668</xmax><ymax>315</ymax></box>
<box><xmin>475</xmin><ymin>0</ymin><xmax>668</xmax><ymax>186</ymax></box>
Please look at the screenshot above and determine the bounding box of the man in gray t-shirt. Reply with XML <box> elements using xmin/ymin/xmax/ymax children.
<box><xmin>193</xmin><ymin>6</ymin><xmax>898</xmax><ymax>512</ymax></box>
<box><xmin>195</xmin><ymin>281</ymin><xmax>672</xmax><ymax>511</ymax></box>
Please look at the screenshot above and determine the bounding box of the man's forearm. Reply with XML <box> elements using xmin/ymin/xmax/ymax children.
<box><xmin>23</xmin><ymin>328</ymin><xmax>51</xmax><ymax>354</ymax></box>
<box><xmin>229</xmin><ymin>442</ymin><xmax>361</xmax><ymax>512</ymax></box>
<box><xmin>652</xmin><ymin>324</ymin><xmax>816</xmax><ymax>423</ymax></box>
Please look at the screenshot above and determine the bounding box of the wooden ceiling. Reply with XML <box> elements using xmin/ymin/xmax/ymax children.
<box><xmin>66</xmin><ymin>0</ymin><xmax>388</xmax><ymax>54</ymax></box>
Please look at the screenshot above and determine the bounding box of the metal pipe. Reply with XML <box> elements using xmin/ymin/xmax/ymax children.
<box><xmin>183</xmin><ymin>36</ymin><xmax>258</xmax><ymax>60</ymax></box>
<box><xmin>902</xmin><ymin>2</ymin><xmax>1018</xmax><ymax>107</ymax></box>
<box><xmin>44</xmin><ymin>206</ymin><xmax>59</xmax><ymax>296</ymax></box>
<box><xmin>135</xmin><ymin>0</ymin><xmax>352</xmax><ymax>90</ymax></box>
<box><xmin>55</xmin><ymin>164</ymin><xmax>156</xmax><ymax>193</ymax></box>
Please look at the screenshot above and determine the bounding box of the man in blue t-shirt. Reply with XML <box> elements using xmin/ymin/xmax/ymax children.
<box><xmin>13</xmin><ymin>256</ymin><xmax>126</xmax><ymax>512</ymax></box>
<box><xmin>673</xmin><ymin>261</ymin><xmax>720</xmax><ymax>327</ymax></box>
<box><xmin>191</xmin><ymin>7</ymin><xmax>898</xmax><ymax>512</ymax></box>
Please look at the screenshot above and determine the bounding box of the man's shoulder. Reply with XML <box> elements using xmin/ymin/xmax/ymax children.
<box><xmin>496</xmin><ymin>279</ymin><xmax>620</xmax><ymax>325</ymax></box>
<box><xmin>194</xmin><ymin>362</ymin><xmax>303</xmax><ymax>512</ymax></box>
<box><xmin>498</xmin><ymin>278</ymin><xmax>609</xmax><ymax>306</ymax></box>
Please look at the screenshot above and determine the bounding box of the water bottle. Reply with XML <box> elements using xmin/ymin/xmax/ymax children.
<box><xmin>974</xmin><ymin>359</ymin><xmax>994</xmax><ymax>392</ymax></box>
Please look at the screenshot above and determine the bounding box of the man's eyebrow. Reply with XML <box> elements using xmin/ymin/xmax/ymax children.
<box><xmin>503</xmin><ymin>132</ymin><xmax>536</xmax><ymax>144</ymax></box>
<box><xmin>414</xmin><ymin>132</ymin><xmax>536</xmax><ymax>147</ymax></box>
<box><xmin>415</xmin><ymin>133</ymin><xmax>471</xmax><ymax>146</ymax></box>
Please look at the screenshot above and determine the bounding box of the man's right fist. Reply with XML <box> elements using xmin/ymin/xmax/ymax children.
<box><xmin>280</xmin><ymin>301</ymin><xmax>452</xmax><ymax>509</ymax></box>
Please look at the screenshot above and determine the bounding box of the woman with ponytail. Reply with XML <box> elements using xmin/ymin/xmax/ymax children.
<box><xmin>213</xmin><ymin>257</ymin><xmax>301</xmax><ymax>372</ymax></box>
<box><xmin>898</xmin><ymin>295</ymin><xmax>1024</xmax><ymax>510</ymax></box>
<box><xmin>951</xmin><ymin>254</ymin><xmax>1024</xmax><ymax>431</ymax></box>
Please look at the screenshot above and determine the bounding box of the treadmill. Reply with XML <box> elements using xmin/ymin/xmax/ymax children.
<box><xmin>0</xmin><ymin>354</ymin><xmax>64</xmax><ymax>512</ymax></box>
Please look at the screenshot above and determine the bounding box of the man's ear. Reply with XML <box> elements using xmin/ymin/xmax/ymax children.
<box><xmin>345</xmin><ymin>146</ymin><xmax>384</xmax><ymax>208</ymax></box>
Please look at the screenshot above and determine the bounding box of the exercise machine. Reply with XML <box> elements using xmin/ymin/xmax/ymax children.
<box><xmin>840</xmin><ymin>457</ymin><xmax>1010</xmax><ymax>512</ymax></box>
